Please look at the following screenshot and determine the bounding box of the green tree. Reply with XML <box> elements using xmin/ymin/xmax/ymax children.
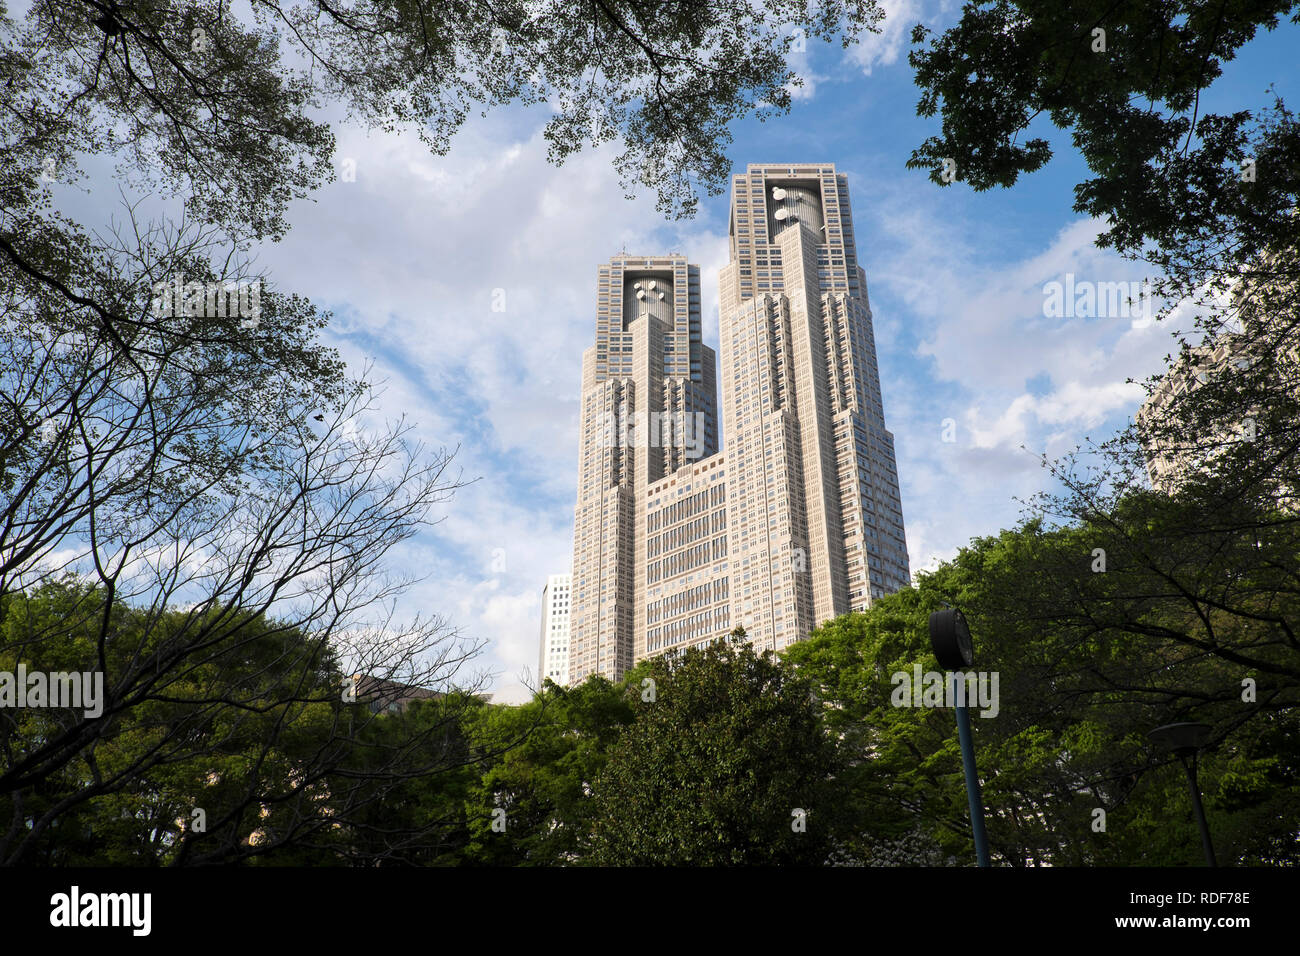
<box><xmin>907</xmin><ymin>1</ymin><xmax>1298</xmax><ymax>267</ymax></box>
<box><xmin>906</xmin><ymin>1</ymin><xmax>1299</xmax><ymax>523</ymax></box>
<box><xmin>900</xmin><ymin>6</ymin><xmax>1299</xmax><ymax>866</ymax></box>
<box><xmin>788</xmin><ymin>519</ymin><xmax>1300</xmax><ymax>866</ymax></box>
<box><xmin>462</xmin><ymin>676</ymin><xmax>633</xmax><ymax>866</ymax></box>
<box><xmin>0</xmin><ymin>580</ymin><xmax>485</xmax><ymax>865</ymax></box>
<box><xmin>950</xmin><ymin>509</ymin><xmax>1300</xmax><ymax>865</ymax></box>
<box><xmin>324</xmin><ymin>692</ymin><xmax>488</xmax><ymax>867</ymax></box>
<box><xmin>589</xmin><ymin>632</ymin><xmax>839</xmax><ymax>865</ymax></box>
<box><xmin>782</xmin><ymin>591</ymin><xmax>969</xmax><ymax>865</ymax></box>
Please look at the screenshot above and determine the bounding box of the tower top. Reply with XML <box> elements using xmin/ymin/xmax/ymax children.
<box><xmin>738</xmin><ymin>163</ymin><xmax>842</xmax><ymax>175</ymax></box>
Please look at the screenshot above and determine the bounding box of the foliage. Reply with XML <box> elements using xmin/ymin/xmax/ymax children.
<box><xmin>788</xmin><ymin>514</ymin><xmax>1300</xmax><ymax>866</ymax></box>
<box><xmin>899</xmin><ymin>2</ymin><xmax>1299</xmax><ymax>866</ymax></box>
<box><xmin>4</xmin><ymin>0</ymin><xmax>883</xmax><ymax>230</ymax></box>
<box><xmin>588</xmin><ymin>633</ymin><xmax>840</xmax><ymax>865</ymax></box>
<box><xmin>0</xmin><ymin>580</ymin><xmax>483</xmax><ymax>865</ymax></box>
<box><xmin>461</xmin><ymin>676</ymin><xmax>632</xmax><ymax>865</ymax></box>
<box><xmin>907</xmin><ymin>0</ymin><xmax>1299</xmax><ymax>266</ymax></box>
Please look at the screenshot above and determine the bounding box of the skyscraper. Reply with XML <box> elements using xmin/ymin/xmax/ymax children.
<box><xmin>568</xmin><ymin>255</ymin><xmax>719</xmax><ymax>682</ymax></box>
<box><xmin>568</xmin><ymin>163</ymin><xmax>909</xmax><ymax>683</ymax></box>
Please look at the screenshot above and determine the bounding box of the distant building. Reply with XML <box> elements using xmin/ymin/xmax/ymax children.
<box><xmin>348</xmin><ymin>674</ymin><xmax>440</xmax><ymax>714</ymax></box>
<box><xmin>1138</xmin><ymin>303</ymin><xmax>1299</xmax><ymax>497</ymax></box>
<box><xmin>1137</xmin><ymin>332</ymin><xmax>1257</xmax><ymax>493</ymax></box>
<box><xmin>538</xmin><ymin>573</ymin><xmax>572</xmax><ymax>686</ymax></box>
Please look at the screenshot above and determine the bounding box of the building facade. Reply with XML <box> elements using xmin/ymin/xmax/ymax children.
<box><xmin>1138</xmin><ymin>317</ymin><xmax>1300</xmax><ymax>497</ymax></box>
<box><xmin>537</xmin><ymin>573</ymin><xmax>572</xmax><ymax>686</ymax></box>
<box><xmin>568</xmin><ymin>254</ymin><xmax>719</xmax><ymax>682</ymax></box>
<box><xmin>1137</xmin><ymin>334</ymin><xmax>1255</xmax><ymax>494</ymax></box>
<box><xmin>568</xmin><ymin>163</ymin><xmax>910</xmax><ymax>683</ymax></box>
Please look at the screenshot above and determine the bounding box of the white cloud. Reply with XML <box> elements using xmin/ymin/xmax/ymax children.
<box><xmin>852</xmin><ymin>173</ymin><xmax>1197</xmax><ymax>576</ymax></box>
<box><xmin>847</xmin><ymin>0</ymin><xmax>926</xmax><ymax>75</ymax></box>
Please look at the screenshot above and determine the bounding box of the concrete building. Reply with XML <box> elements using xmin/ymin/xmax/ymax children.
<box><xmin>568</xmin><ymin>163</ymin><xmax>910</xmax><ymax>683</ymax></box>
<box><xmin>347</xmin><ymin>675</ymin><xmax>441</xmax><ymax>714</ymax></box>
<box><xmin>538</xmin><ymin>573</ymin><xmax>572</xmax><ymax>686</ymax></box>
<box><xmin>1138</xmin><ymin>313</ymin><xmax>1300</xmax><ymax>497</ymax></box>
<box><xmin>1137</xmin><ymin>333</ymin><xmax>1255</xmax><ymax>493</ymax></box>
<box><xmin>568</xmin><ymin>253</ymin><xmax>719</xmax><ymax>682</ymax></box>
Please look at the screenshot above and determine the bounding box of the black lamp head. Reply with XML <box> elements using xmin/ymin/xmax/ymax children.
<box><xmin>1148</xmin><ymin>722</ymin><xmax>1212</xmax><ymax>757</ymax></box>
<box><xmin>929</xmin><ymin>608</ymin><xmax>974</xmax><ymax>670</ymax></box>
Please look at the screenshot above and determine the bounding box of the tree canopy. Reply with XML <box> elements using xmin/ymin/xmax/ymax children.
<box><xmin>786</xmin><ymin>513</ymin><xmax>1300</xmax><ymax>866</ymax></box>
<box><xmin>589</xmin><ymin>632</ymin><xmax>840</xmax><ymax>865</ymax></box>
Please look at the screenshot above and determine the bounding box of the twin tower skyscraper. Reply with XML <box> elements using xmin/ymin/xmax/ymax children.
<box><xmin>565</xmin><ymin>163</ymin><xmax>910</xmax><ymax>684</ymax></box>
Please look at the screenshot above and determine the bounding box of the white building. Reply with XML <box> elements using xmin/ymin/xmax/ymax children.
<box><xmin>567</xmin><ymin>163</ymin><xmax>910</xmax><ymax>683</ymax></box>
<box><xmin>538</xmin><ymin>574</ymin><xmax>572</xmax><ymax>687</ymax></box>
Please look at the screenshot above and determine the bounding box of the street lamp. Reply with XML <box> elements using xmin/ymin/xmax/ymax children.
<box><xmin>1147</xmin><ymin>722</ymin><xmax>1217</xmax><ymax>867</ymax></box>
<box><xmin>929</xmin><ymin>608</ymin><xmax>990</xmax><ymax>867</ymax></box>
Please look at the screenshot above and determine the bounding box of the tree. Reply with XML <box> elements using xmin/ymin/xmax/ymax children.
<box><xmin>461</xmin><ymin>676</ymin><xmax>633</xmax><ymax>866</ymax></box>
<box><xmin>4</xmin><ymin>0</ymin><xmax>882</xmax><ymax>236</ymax></box>
<box><xmin>898</xmin><ymin>6</ymin><xmax>1299</xmax><ymax>865</ymax></box>
<box><xmin>0</xmin><ymin>0</ymin><xmax>551</xmax><ymax>865</ymax></box>
<box><xmin>907</xmin><ymin>1</ymin><xmax>1298</xmax><ymax>268</ymax></box>
<box><xmin>786</xmin><ymin>522</ymin><xmax>1300</xmax><ymax>867</ymax></box>
<box><xmin>952</xmin><ymin>508</ymin><xmax>1300</xmax><ymax>865</ymax></box>
<box><xmin>906</xmin><ymin>1</ymin><xmax>1300</xmax><ymax>516</ymax></box>
<box><xmin>588</xmin><ymin>632</ymin><xmax>839</xmax><ymax>865</ymax></box>
<box><xmin>324</xmin><ymin>691</ymin><xmax>488</xmax><ymax>867</ymax></box>
<box><xmin>781</xmin><ymin>591</ymin><xmax>973</xmax><ymax>865</ymax></box>
<box><xmin>0</xmin><ymin>225</ymin><xmax>485</xmax><ymax>864</ymax></box>
<box><xmin>0</xmin><ymin>581</ymin><xmax>489</xmax><ymax>865</ymax></box>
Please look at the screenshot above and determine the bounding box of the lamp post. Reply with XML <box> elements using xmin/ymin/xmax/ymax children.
<box><xmin>1147</xmin><ymin>722</ymin><xmax>1217</xmax><ymax>867</ymax></box>
<box><xmin>929</xmin><ymin>608</ymin><xmax>990</xmax><ymax>867</ymax></box>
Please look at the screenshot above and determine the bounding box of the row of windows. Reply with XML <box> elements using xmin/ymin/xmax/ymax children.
<box><xmin>647</xmin><ymin>536</ymin><xmax>728</xmax><ymax>583</ymax></box>
<box><xmin>647</xmin><ymin>605</ymin><xmax>731</xmax><ymax>652</ymax></box>
<box><xmin>646</xmin><ymin>482</ymin><xmax>725</xmax><ymax>532</ymax></box>
<box><xmin>646</xmin><ymin>577</ymin><xmax>729</xmax><ymax>624</ymax></box>
<box><xmin>646</xmin><ymin>507</ymin><xmax>726</xmax><ymax>557</ymax></box>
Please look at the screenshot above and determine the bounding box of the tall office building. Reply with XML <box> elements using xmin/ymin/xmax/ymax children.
<box><xmin>568</xmin><ymin>163</ymin><xmax>909</xmax><ymax>683</ymax></box>
<box><xmin>538</xmin><ymin>574</ymin><xmax>572</xmax><ymax>686</ymax></box>
<box><xmin>568</xmin><ymin>255</ymin><xmax>719</xmax><ymax>681</ymax></box>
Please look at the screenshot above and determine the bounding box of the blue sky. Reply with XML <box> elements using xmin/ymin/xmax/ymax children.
<box><xmin>48</xmin><ymin>0</ymin><xmax>1299</xmax><ymax>701</ymax></box>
